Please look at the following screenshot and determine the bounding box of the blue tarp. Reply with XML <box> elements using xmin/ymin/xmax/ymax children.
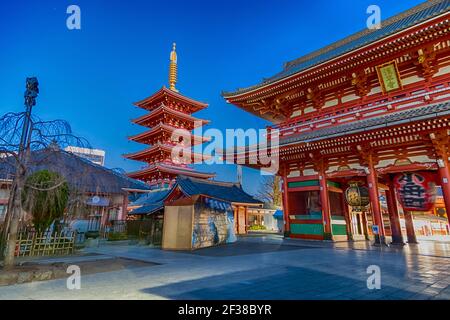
<box><xmin>273</xmin><ymin>210</ymin><xmax>283</xmax><ymax>219</ymax></box>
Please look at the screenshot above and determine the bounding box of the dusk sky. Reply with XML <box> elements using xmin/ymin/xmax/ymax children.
<box><xmin>0</xmin><ymin>0</ymin><xmax>423</xmax><ymax>195</ymax></box>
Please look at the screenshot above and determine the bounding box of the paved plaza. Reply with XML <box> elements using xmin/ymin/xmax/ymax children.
<box><xmin>1</xmin><ymin>235</ymin><xmax>450</xmax><ymax>300</ymax></box>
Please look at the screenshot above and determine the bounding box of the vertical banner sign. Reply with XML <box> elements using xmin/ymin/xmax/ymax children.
<box><xmin>394</xmin><ymin>172</ymin><xmax>436</xmax><ymax>211</ymax></box>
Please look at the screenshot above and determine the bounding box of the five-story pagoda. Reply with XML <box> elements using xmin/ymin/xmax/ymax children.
<box><xmin>125</xmin><ymin>44</ymin><xmax>215</xmax><ymax>188</ymax></box>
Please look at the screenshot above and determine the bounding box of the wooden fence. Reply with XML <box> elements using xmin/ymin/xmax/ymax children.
<box><xmin>13</xmin><ymin>231</ymin><xmax>76</xmax><ymax>257</ymax></box>
<box><xmin>127</xmin><ymin>219</ymin><xmax>163</xmax><ymax>246</ymax></box>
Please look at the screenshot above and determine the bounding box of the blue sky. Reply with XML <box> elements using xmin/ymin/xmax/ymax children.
<box><xmin>0</xmin><ymin>0</ymin><xmax>423</xmax><ymax>195</ymax></box>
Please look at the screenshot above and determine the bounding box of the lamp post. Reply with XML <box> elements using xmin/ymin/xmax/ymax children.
<box><xmin>1</xmin><ymin>77</ymin><xmax>39</xmax><ymax>268</ymax></box>
<box><xmin>21</xmin><ymin>77</ymin><xmax>39</xmax><ymax>156</ymax></box>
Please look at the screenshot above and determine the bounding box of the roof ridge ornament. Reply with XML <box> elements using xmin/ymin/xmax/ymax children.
<box><xmin>169</xmin><ymin>42</ymin><xmax>179</xmax><ymax>92</ymax></box>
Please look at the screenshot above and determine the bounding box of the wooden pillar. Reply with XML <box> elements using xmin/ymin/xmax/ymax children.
<box><xmin>120</xmin><ymin>191</ymin><xmax>129</xmax><ymax>221</ymax></box>
<box><xmin>318</xmin><ymin>163</ymin><xmax>332</xmax><ymax>240</ymax></box>
<box><xmin>386</xmin><ymin>179</ymin><xmax>405</xmax><ymax>245</ymax></box>
<box><xmin>282</xmin><ymin>166</ymin><xmax>291</xmax><ymax>235</ymax></box>
<box><xmin>366</xmin><ymin>154</ymin><xmax>386</xmax><ymax>244</ymax></box>
<box><xmin>404</xmin><ymin>211</ymin><xmax>418</xmax><ymax>244</ymax></box>
<box><xmin>233</xmin><ymin>207</ymin><xmax>238</xmax><ymax>234</ymax></box>
<box><xmin>362</xmin><ymin>211</ymin><xmax>370</xmax><ymax>240</ymax></box>
<box><xmin>340</xmin><ymin>188</ymin><xmax>352</xmax><ymax>240</ymax></box>
<box><xmin>244</xmin><ymin>206</ymin><xmax>248</xmax><ymax>233</ymax></box>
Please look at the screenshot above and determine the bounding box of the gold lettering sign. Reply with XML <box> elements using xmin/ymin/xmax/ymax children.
<box><xmin>376</xmin><ymin>61</ymin><xmax>402</xmax><ymax>94</ymax></box>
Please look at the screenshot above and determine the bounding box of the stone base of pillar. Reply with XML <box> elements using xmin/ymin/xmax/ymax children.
<box><xmin>372</xmin><ymin>235</ymin><xmax>387</xmax><ymax>246</ymax></box>
<box><xmin>323</xmin><ymin>232</ymin><xmax>333</xmax><ymax>241</ymax></box>
<box><xmin>390</xmin><ymin>235</ymin><xmax>406</xmax><ymax>246</ymax></box>
<box><xmin>407</xmin><ymin>237</ymin><xmax>419</xmax><ymax>244</ymax></box>
<box><xmin>283</xmin><ymin>231</ymin><xmax>291</xmax><ymax>238</ymax></box>
<box><xmin>347</xmin><ymin>232</ymin><xmax>354</xmax><ymax>241</ymax></box>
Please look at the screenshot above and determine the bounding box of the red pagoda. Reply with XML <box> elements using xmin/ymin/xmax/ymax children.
<box><xmin>125</xmin><ymin>43</ymin><xmax>215</xmax><ymax>187</ymax></box>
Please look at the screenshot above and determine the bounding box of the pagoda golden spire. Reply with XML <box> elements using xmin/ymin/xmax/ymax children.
<box><xmin>169</xmin><ymin>42</ymin><xmax>178</xmax><ymax>92</ymax></box>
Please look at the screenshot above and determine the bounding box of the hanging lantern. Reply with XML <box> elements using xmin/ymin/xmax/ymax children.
<box><xmin>393</xmin><ymin>171</ymin><xmax>436</xmax><ymax>212</ymax></box>
<box><xmin>345</xmin><ymin>181</ymin><xmax>370</xmax><ymax>211</ymax></box>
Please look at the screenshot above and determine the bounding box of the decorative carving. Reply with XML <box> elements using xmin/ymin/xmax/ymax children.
<box><xmin>351</xmin><ymin>71</ymin><xmax>370</xmax><ymax>97</ymax></box>
<box><xmin>309</xmin><ymin>153</ymin><xmax>329</xmax><ymax>174</ymax></box>
<box><xmin>412</xmin><ymin>46</ymin><xmax>437</xmax><ymax>81</ymax></box>
<box><xmin>253</xmin><ymin>94</ymin><xmax>293</xmax><ymax>119</ymax></box>
<box><xmin>429</xmin><ymin>130</ymin><xmax>450</xmax><ymax>160</ymax></box>
<box><xmin>355</xmin><ymin>144</ymin><xmax>379</xmax><ymax>168</ymax></box>
<box><xmin>306</xmin><ymin>87</ymin><xmax>325</xmax><ymax>110</ymax></box>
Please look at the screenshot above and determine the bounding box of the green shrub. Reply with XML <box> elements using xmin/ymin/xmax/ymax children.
<box><xmin>248</xmin><ymin>225</ymin><xmax>267</xmax><ymax>231</ymax></box>
<box><xmin>22</xmin><ymin>170</ymin><xmax>69</xmax><ymax>233</ymax></box>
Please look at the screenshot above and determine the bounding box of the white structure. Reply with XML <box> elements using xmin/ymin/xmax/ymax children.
<box><xmin>64</xmin><ymin>146</ymin><xmax>106</xmax><ymax>166</ymax></box>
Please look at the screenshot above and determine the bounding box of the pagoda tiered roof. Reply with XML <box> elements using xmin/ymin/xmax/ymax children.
<box><xmin>124</xmin><ymin>142</ymin><xmax>211</xmax><ymax>164</ymax></box>
<box><xmin>125</xmin><ymin>44</ymin><xmax>215</xmax><ymax>185</ymax></box>
<box><xmin>134</xmin><ymin>86</ymin><xmax>208</xmax><ymax>113</ymax></box>
<box><xmin>132</xmin><ymin>104</ymin><xmax>209</xmax><ymax>128</ymax></box>
<box><xmin>128</xmin><ymin>123</ymin><xmax>211</xmax><ymax>146</ymax></box>
<box><xmin>128</xmin><ymin>163</ymin><xmax>215</xmax><ymax>181</ymax></box>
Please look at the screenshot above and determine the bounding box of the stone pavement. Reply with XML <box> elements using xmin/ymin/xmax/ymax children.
<box><xmin>1</xmin><ymin>236</ymin><xmax>450</xmax><ymax>300</ymax></box>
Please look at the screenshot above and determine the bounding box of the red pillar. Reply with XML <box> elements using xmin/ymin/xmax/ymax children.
<box><xmin>438</xmin><ymin>157</ymin><xmax>450</xmax><ymax>229</ymax></box>
<box><xmin>404</xmin><ymin>211</ymin><xmax>418</xmax><ymax>243</ymax></box>
<box><xmin>366</xmin><ymin>155</ymin><xmax>386</xmax><ymax>244</ymax></box>
<box><xmin>282</xmin><ymin>167</ymin><xmax>291</xmax><ymax>236</ymax></box>
<box><xmin>386</xmin><ymin>179</ymin><xmax>405</xmax><ymax>245</ymax></box>
<box><xmin>319</xmin><ymin>166</ymin><xmax>332</xmax><ymax>240</ymax></box>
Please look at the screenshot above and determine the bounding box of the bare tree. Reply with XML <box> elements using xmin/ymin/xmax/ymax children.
<box><xmin>256</xmin><ymin>175</ymin><xmax>282</xmax><ymax>208</ymax></box>
<box><xmin>0</xmin><ymin>78</ymin><xmax>89</xmax><ymax>269</ymax></box>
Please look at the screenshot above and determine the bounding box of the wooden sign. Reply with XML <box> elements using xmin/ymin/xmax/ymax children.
<box><xmin>376</xmin><ymin>61</ymin><xmax>403</xmax><ymax>93</ymax></box>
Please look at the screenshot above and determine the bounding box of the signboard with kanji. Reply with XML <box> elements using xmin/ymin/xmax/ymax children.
<box><xmin>393</xmin><ymin>172</ymin><xmax>436</xmax><ymax>212</ymax></box>
<box><xmin>376</xmin><ymin>61</ymin><xmax>403</xmax><ymax>93</ymax></box>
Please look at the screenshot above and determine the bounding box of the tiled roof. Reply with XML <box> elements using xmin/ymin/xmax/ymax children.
<box><xmin>176</xmin><ymin>176</ymin><xmax>262</xmax><ymax>204</ymax></box>
<box><xmin>129</xmin><ymin>189</ymin><xmax>171</xmax><ymax>215</ymax></box>
<box><xmin>128</xmin><ymin>176</ymin><xmax>262</xmax><ymax>214</ymax></box>
<box><xmin>0</xmin><ymin>148</ymin><xmax>150</xmax><ymax>194</ymax></box>
<box><xmin>223</xmin><ymin>0</ymin><xmax>450</xmax><ymax>97</ymax></box>
<box><xmin>134</xmin><ymin>86</ymin><xmax>208</xmax><ymax>111</ymax></box>
<box><xmin>280</xmin><ymin>101</ymin><xmax>450</xmax><ymax>145</ymax></box>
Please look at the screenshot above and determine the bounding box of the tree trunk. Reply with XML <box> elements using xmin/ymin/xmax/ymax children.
<box><xmin>3</xmin><ymin>176</ymin><xmax>24</xmax><ymax>269</ymax></box>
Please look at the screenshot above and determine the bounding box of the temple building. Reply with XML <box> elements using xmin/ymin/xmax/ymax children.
<box><xmin>223</xmin><ymin>0</ymin><xmax>450</xmax><ymax>244</ymax></box>
<box><xmin>124</xmin><ymin>44</ymin><xmax>215</xmax><ymax>188</ymax></box>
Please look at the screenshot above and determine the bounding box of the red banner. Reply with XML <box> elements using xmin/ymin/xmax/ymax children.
<box><xmin>393</xmin><ymin>171</ymin><xmax>436</xmax><ymax>212</ymax></box>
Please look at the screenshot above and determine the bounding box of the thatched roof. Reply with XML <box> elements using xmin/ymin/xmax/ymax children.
<box><xmin>0</xmin><ymin>147</ymin><xmax>149</xmax><ymax>194</ymax></box>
